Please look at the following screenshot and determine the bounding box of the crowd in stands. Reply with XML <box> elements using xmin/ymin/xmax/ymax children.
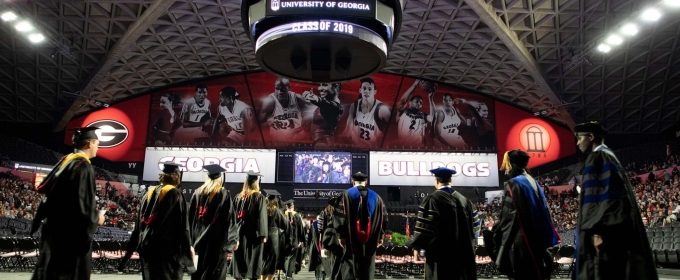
<box><xmin>0</xmin><ymin>171</ymin><xmax>40</xmax><ymax>221</ymax></box>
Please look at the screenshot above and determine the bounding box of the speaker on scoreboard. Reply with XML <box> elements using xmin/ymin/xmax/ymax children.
<box><xmin>351</xmin><ymin>153</ymin><xmax>368</xmax><ymax>175</ymax></box>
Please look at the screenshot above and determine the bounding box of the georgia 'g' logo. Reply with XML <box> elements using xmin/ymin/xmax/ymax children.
<box><xmin>519</xmin><ymin>123</ymin><xmax>551</xmax><ymax>153</ymax></box>
<box><xmin>86</xmin><ymin>120</ymin><xmax>129</xmax><ymax>148</ymax></box>
<box><xmin>271</xmin><ymin>0</ymin><xmax>280</xmax><ymax>11</ymax></box>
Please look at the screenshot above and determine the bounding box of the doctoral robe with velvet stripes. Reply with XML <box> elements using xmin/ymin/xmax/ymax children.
<box><xmin>576</xmin><ymin>145</ymin><xmax>657</xmax><ymax>280</ymax></box>
<box><xmin>410</xmin><ymin>188</ymin><xmax>476</xmax><ymax>280</ymax></box>
<box><xmin>491</xmin><ymin>174</ymin><xmax>560</xmax><ymax>280</ymax></box>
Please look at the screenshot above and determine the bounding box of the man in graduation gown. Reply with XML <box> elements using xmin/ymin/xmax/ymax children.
<box><xmin>188</xmin><ymin>164</ymin><xmax>236</xmax><ymax>280</ymax></box>
<box><xmin>283</xmin><ymin>200</ymin><xmax>305</xmax><ymax>280</ymax></box>
<box><xmin>308</xmin><ymin>214</ymin><xmax>325</xmax><ymax>280</ymax></box>
<box><xmin>332</xmin><ymin>172</ymin><xmax>387</xmax><ymax>280</ymax></box>
<box><xmin>320</xmin><ymin>196</ymin><xmax>342</xmax><ymax>280</ymax></box>
<box><xmin>491</xmin><ymin>150</ymin><xmax>560</xmax><ymax>280</ymax></box>
<box><xmin>123</xmin><ymin>162</ymin><xmax>196</xmax><ymax>280</ymax></box>
<box><xmin>230</xmin><ymin>171</ymin><xmax>268</xmax><ymax>280</ymax></box>
<box><xmin>409</xmin><ymin>167</ymin><xmax>476</xmax><ymax>280</ymax></box>
<box><xmin>574</xmin><ymin>122</ymin><xmax>657</xmax><ymax>280</ymax></box>
<box><xmin>261</xmin><ymin>189</ymin><xmax>289</xmax><ymax>280</ymax></box>
<box><xmin>31</xmin><ymin>127</ymin><xmax>105</xmax><ymax>280</ymax></box>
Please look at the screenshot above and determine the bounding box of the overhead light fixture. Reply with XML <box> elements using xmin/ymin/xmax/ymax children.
<box><xmin>1</xmin><ymin>12</ymin><xmax>16</xmax><ymax>22</ymax></box>
<box><xmin>641</xmin><ymin>8</ymin><xmax>662</xmax><ymax>21</ymax></box>
<box><xmin>28</xmin><ymin>33</ymin><xmax>44</xmax><ymax>43</ymax></box>
<box><xmin>620</xmin><ymin>23</ymin><xmax>638</xmax><ymax>36</ymax></box>
<box><xmin>597</xmin><ymin>44</ymin><xmax>611</xmax><ymax>53</ymax></box>
<box><xmin>606</xmin><ymin>34</ymin><xmax>623</xmax><ymax>45</ymax></box>
<box><xmin>663</xmin><ymin>0</ymin><xmax>680</xmax><ymax>7</ymax></box>
<box><xmin>14</xmin><ymin>21</ymin><xmax>33</xmax><ymax>32</ymax></box>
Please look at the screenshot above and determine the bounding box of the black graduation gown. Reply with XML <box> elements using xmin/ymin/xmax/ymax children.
<box><xmin>576</xmin><ymin>146</ymin><xmax>657</xmax><ymax>280</ymax></box>
<box><xmin>332</xmin><ymin>186</ymin><xmax>387</xmax><ymax>280</ymax></box>
<box><xmin>410</xmin><ymin>188</ymin><xmax>476</xmax><ymax>280</ymax></box>
<box><xmin>263</xmin><ymin>208</ymin><xmax>289</xmax><ymax>275</ymax></box>
<box><xmin>491</xmin><ymin>175</ymin><xmax>559</xmax><ymax>280</ymax></box>
<box><xmin>188</xmin><ymin>188</ymin><xmax>235</xmax><ymax>280</ymax></box>
<box><xmin>318</xmin><ymin>210</ymin><xmax>337</xmax><ymax>278</ymax></box>
<box><xmin>127</xmin><ymin>184</ymin><xmax>195</xmax><ymax>280</ymax></box>
<box><xmin>308</xmin><ymin>219</ymin><xmax>323</xmax><ymax>274</ymax></box>
<box><xmin>31</xmin><ymin>154</ymin><xmax>98</xmax><ymax>280</ymax></box>
<box><xmin>284</xmin><ymin>211</ymin><xmax>305</xmax><ymax>277</ymax></box>
<box><xmin>230</xmin><ymin>192</ymin><xmax>268</xmax><ymax>279</ymax></box>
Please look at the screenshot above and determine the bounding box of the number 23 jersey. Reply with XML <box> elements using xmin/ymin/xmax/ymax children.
<box><xmin>351</xmin><ymin>99</ymin><xmax>383</xmax><ymax>146</ymax></box>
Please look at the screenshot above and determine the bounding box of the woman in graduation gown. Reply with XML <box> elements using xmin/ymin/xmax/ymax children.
<box><xmin>188</xmin><ymin>164</ymin><xmax>235</xmax><ymax>280</ymax></box>
<box><xmin>230</xmin><ymin>172</ymin><xmax>268</xmax><ymax>280</ymax></box>
<box><xmin>125</xmin><ymin>162</ymin><xmax>196</xmax><ymax>280</ymax></box>
<box><xmin>261</xmin><ymin>189</ymin><xmax>289</xmax><ymax>280</ymax></box>
<box><xmin>491</xmin><ymin>150</ymin><xmax>560</xmax><ymax>280</ymax></box>
<box><xmin>320</xmin><ymin>196</ymin><xmax>341</xmax><ymax>280</ymax></box>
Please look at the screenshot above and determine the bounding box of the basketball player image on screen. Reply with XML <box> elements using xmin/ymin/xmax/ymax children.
<box><xmin>209</xmin><ymin>86</ymin><xmax>256</xmax><ymax>144</ymax></box>
<box><xmin>177</xmin><ymin>84</ymin><xmax>212</xmax><ymax>144</ymax></box>
<box><xmin>147</xmin><ymin>92</ymin><xmax>181</xmax><ymax>146</ymax></box>
<box><xmin>303</xmin><ymin>83</ymin><xmax>343</xmax><ymax>147</ymax></box>
<box><xmin>259</xmin><ymin>77</ymin><xmax>308</xmax><ymax>142</ymax></box>
<box><xmin>395</xmin><ymin>80</ymin><xmax>435</xmax><ymax>147</ymax></box>
<box><xmin>468</xmin><ymin>100</ymin><xmax>495</xmax><ymax>149</ymax></box>
<box><xmin>340</xmin><ymin>77</ymin><xmax>391</xmax><ymax>147</ymax></box>
<box><xmin>432</xmin><ymin>93</ymin><xmax>467</xmax><ymax>148</ymax></box>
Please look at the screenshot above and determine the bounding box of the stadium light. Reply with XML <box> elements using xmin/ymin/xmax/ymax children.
<box><xmin>1</xmin><ymin>12</ymin><xmax>16</xmax><ymax>22</ymax></box>
<box><xmin>620</xmin><ymin>23</ymin><xmax>638</xmax><ymax>36</ymax></box>
<box><xmin>14</xmin><ymin>20</ymin><xmax>32</xmax><ymax>32</ymax></box>
<box><xmin>28</xmin><ymin>33</ymin><xmax>44</xmax><ymax>43</ymax></box>
<box><xmin>641</xmin><ymin>8</ymin><xmax>662</xmax><ymax>21</ymax></box>
<box><xmin>597</xmin><ymin>44</ymin><xmax>611</xmax><ymax>53</ymax></box>
<box><xmin>606</xmin><ymin>34</ymin><xmax>623</xmax><ymax>45</ymax></box>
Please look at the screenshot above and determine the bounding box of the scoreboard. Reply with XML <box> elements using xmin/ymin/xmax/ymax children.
<box><xmin>241</xmin><ymin>0</ymin><xmax>404</xmax><ymax>82</ymax></box>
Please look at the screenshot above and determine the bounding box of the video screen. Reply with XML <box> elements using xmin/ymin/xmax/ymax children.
<box><xmin>294</xmin><ymin>151</ymin><xmax>352</xmax><ymax>184</ymax></box>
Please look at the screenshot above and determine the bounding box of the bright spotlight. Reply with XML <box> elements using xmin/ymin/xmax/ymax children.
<box><xmin>606</xmin><ymin>34</ymin><xmax>623</xmax><ymax>45</ymax></box>
<box><xmin>597</xmin><ymin>44</ymin><xmax>611</xmax><ymax>53</ymax></box>
<box><xmin>28</xmin><ymin>33</ymin><xmax>44</xmax><ymax>43</ymax></box>
<box><xmin>14</xmin><ymin>21</ymin><xmax>33</xmax><ymax>32</ymax></box>
<box><xmin>1</xmin><ymin>12</ymin><xmax>17</xmax><ymax>22</ymax></box>
<box><xmin>663</xmin><ymin>0</ymin><xmax>680</xmax><ymax>7</ymax></box>
<box><xmin>620</xmin><ymin>23</ymin><xmax>638</xmax><ymax>36</ymax></box>
<box><xmin>641</xmin><ymin>8</ymin><xmax>662</xmax><ymax>21</ymax></box>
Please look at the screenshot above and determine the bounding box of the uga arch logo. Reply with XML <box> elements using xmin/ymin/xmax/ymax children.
<box><xmin>86</xmin><ymin>120</ymin><xmax>129</xmax><ymax>148</ymax></box>
<box><xmin>519</xmin><ymin>123</ymin><xmax>551</xmax><ymax>153</ymax></box>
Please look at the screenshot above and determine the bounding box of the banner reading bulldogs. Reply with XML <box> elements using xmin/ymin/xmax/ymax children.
<box><xmin>142</xmin><ymin>147</ymin><xmax>276</xmax><ymax>183</ymax></box>
<box><xmin>370</xmin><ymin>151</ymin><xmax>499</xmax><ymax>186</ymax></box>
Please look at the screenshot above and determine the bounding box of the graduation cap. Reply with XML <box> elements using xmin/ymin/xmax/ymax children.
<box><xmin>203</xmin><ymin>164</ymin><xmax>225</xmax><ymax>180</ymax></box>
<box><xmin>220</xmin><ymin>86</ymin><xmax>240</xmax><ymax>99</ymax></box>
<box><xmin>351</xmin><ymin>172</ymin><xmax>368</xmax><ymax>182</ymax></box>
<box><xmin>574</xmin><ymin>121</ymin><xmax>608</xmax><ymax>137</ymax></box>
<box><xmin>262</xmin><ymin>189</ymin><xmax>281</xmax><ymax>198</ymax></box>
<box><xmin>429</xmin><ymin>167</ymin><xmax>457</xmax><ymax>179</ymax></box>
<box><xmin>246</xmin><ymin>171</ymin><xmax>263</xmax><ymax>182</ymax></box>
<box><xmin>284</xmin><ymin>199</ymin><xmax>295</xmax><ymax>207</ymax></box>
<box><xmin>161</xmin><ymin>161</ymin><xmax>182</xmax><ymax>174</ymax></box>
<box><xmin>70</xmin><ymin>127</ymin><xmax>100</xmax><ymax>145</ymax></box>
<box><xmin>507</xmin><ymin>150</ymin><xmax>530</xmax><ymax>168</ymax></box>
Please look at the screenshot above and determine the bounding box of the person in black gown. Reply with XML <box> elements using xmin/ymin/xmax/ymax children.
<box><xmin>308</xmin><ymin>211</ymin><xmax>326</xmax><ymax>280</ymax></box>
<box><xmin>261</xmin><ymin>189</ymin><xmax>289</xmax><ymax>280</ymax></box>
<box><xmin>230</xmin><ymin>171</ymin><xmax>268</xmax><ymax>280</ymax></box>
<box><xmin>283</xmin><ymin>200</ymin><xmax>305</xmax><ymax>280</ymax></box>
<box><xmin>31</xmin><ymin>127</ymin><xmax>105</xmax><ymax>280</ymax></box>
<box><xmin>188</xmin><ymin>164</ymin><xmax>236</xmax><ymax>280</ymax></box>
<box><xmin>320</xmin><ymin>196</ymin><xmax>342</xmax><ymax>280</ymax></box>
<box><xmin>124</xmin><ymin>162</ymin><xmax>196</xmax><ymax>280</ymax></box>
<box><xmin>490</xmin><ymin>150</ymin><xmax>560</xmax><ymax>280</ymax></box>
<box><xmin>332</xmin><ymin>172</ymin><xmax>387</xmax><ymax>280</ymax></box>
<box><xmin>409</xmin><ymin>167</ymin><xmax>477</xmax><ymax>280</ymax></box>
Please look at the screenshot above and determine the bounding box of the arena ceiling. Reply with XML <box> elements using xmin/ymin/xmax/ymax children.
<box><xmin>0</xmin><ymin>0</ymin><xmax>678</xmax><ymax>134</ymax></box>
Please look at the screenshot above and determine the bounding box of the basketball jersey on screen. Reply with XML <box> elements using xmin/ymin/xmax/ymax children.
<box><xmin>218</xmin><ymin>100</ymin><xmax>250</xmax><ymax>143</ymax></box>
<box><xmin>351</xmin><ymin>99</ymin><xmax>383</xmax><ymax>146</ymax></box>
<box><xmin>438</xmin><ymin>109</ymin><xmax>466</xmax><ymax>147</ymax></box>
<box><xmin>181</xmin><ymin>98</ymin><xmax>212</xmax><ymax>124</ymax></box>
<box><xmin>398</xmin><ymin>110</ymin><xmax>427</xmax><ymax>146</ymax></box>
<box><xmin>267</xmin><ymin>92</ymin><xmax>304</xmax><ymax>141</ymax></box>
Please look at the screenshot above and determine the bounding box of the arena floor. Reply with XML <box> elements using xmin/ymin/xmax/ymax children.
<box><xmin>2</xmin><ymin>271</ymin><xmax>680</xmax><ymax>280</ymax></box>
